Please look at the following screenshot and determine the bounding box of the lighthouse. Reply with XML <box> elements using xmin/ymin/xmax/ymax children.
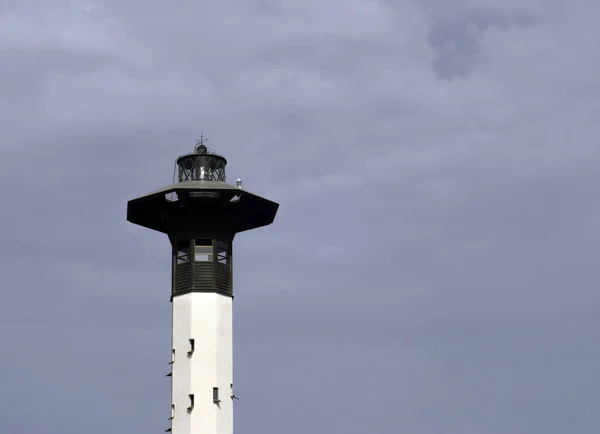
<box><xmin>126</xmin><ymin>137</ymin><xmax>279</xmax><ymax>434</ymax></box>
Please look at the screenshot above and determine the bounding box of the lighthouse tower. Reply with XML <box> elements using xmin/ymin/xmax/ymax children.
<box><xmin>126</xmin><ymin>137</ymin><xmax>279</xmax><ymax>434</ymax></box>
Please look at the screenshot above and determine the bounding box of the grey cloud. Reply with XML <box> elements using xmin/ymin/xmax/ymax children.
<box><xmin>427</xmin><ymin>4</ymin><xmax>539</xmax><ymax>79</ymax></box>
<box><xmin>1</xmin><ymin>0</ymin><xmax>600</xmax><ymax>433</ymax></box>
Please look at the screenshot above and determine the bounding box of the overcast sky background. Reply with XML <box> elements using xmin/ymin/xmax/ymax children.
<box><xmin>1</xmin><ymin>0</ymin><xmax>599</xmax><ymax>433</ymax></box>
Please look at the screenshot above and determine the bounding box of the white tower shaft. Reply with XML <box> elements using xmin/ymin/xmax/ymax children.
<box><xmin>171</xmin><ymin>293</ymin><xmax>233</xmax><ymax>434</ymax></box>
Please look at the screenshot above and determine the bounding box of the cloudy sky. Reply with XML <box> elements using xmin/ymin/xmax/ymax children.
<box><xmin>1</xmin><ymin>0</ymin><xmax>599</xmax><ymax>433</ymax></box>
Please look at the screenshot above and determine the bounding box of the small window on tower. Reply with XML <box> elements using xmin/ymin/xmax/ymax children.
<box><xmin>175</xmin><ymin>246</ymin><xmax>190</xmax><ymax>264</ymax></box>
<box><xmin>170</xmin><ymin>404</ymin><xmax>175</xmax><ymax>420</ymax></box>
<box><xmin>170</xmin><ymin>349</ymin><xmax>175</xmax><ymax>364</ymax></box>
<box><xmin>187</xmin><ymin>394</ymin><xmax>195</xmax><ymax>410</ymax></box>
<box><xmin>188</xmin><ymin>339</ymin><xmax>195</xmax><ymax>354</ymax></box>
<box><xmin>213</xmin><ymin>387</ymin><xmax>220</xmax><ymax>403</ymax></box>
<box><xmin>217</xmin><ymin>240</ymin><xmax>229</xmax><ymax>265</ymax></box>
<box><xmin>195</xmin><ymin>238</ymin><xmax>213</xmax><ymax>262</ymax></box>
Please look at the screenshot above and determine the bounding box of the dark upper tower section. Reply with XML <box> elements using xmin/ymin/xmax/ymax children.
<box><xmin>127</xmin><ymin>137</ymin><xmax>279</xmax><ymax>298</ymax></box>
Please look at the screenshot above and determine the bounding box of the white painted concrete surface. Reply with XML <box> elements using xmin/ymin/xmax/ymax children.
<box><xmin>170</xmin><ymin>293</ymin><xmax>233</xmax><ymax>434</ymax></box>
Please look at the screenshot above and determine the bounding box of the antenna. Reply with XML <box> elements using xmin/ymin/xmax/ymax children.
<box><xmin>196</xmin><ymin>132</ymin><xmax>207</xmax><ymax>147</ymax></box>
<box><xmin>195</xmin><ymin>133</ymin><xmax>208</xmax><ymax>154</ymax></box>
